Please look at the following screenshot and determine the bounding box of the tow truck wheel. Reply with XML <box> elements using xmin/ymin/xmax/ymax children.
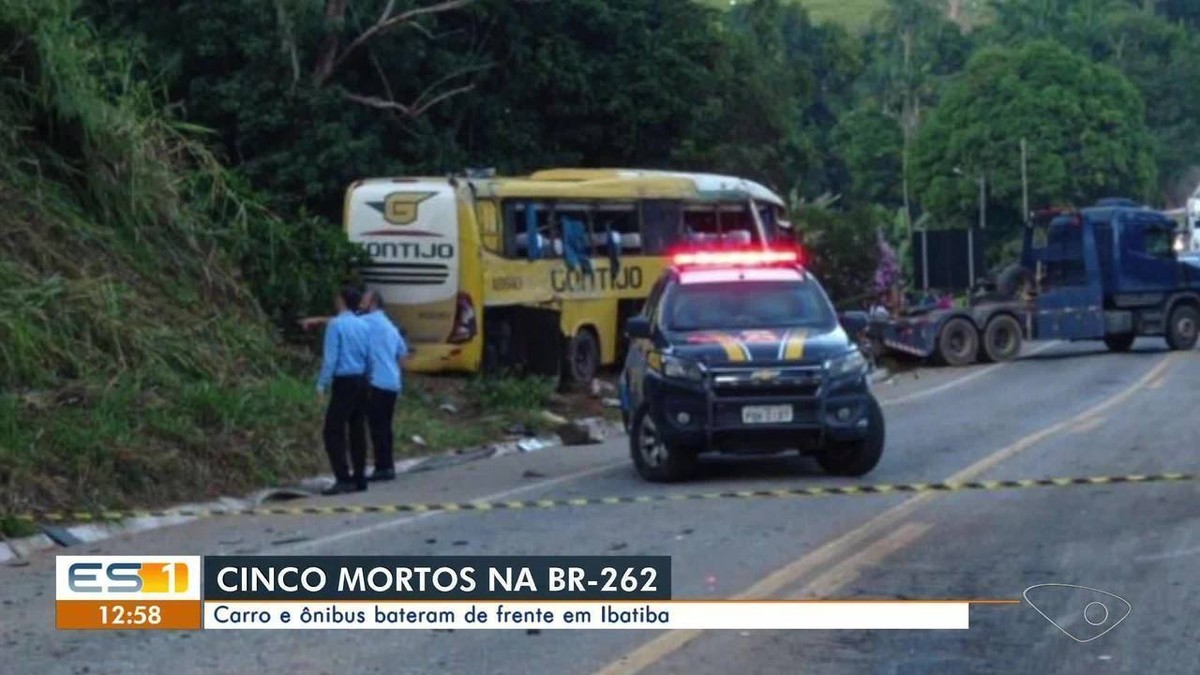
<box><xmin>980</xmin><ymin>315</ymin><xmax>1023</xmax><ymax>363</ymax></box>
<box><xmin>936</xmin><ymin>317</ymin><xmax>979</xmax><ymax>367</ymax></box>
<box><xmin>630</xmin><ymin>406</ymin><xmax>696</xmax><ymax>482</ymax></box>
<box><xmin>1103</xmin><ymin>333</ymin><xmax>1135</xmax><ymax>352</ymax></box>
<box><xmin>817</xmin><ymin>397</ymin><xmax>885</xmax><ymax>477</ymax></box>
<box><xmin>1165</xmin><ymin>304</ymin><xmax>1199</xmax><ymax>351</ymax></box>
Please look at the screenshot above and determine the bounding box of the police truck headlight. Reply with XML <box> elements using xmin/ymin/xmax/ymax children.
<box><xmin>652</xmin><ymin>354</ymin><xmax>705</xmax><ymax>382</ymax></box>
<box><xmin>824</xmin><ymin>349</ymin><xmax>868</xmax><ymax>379</ymax></box>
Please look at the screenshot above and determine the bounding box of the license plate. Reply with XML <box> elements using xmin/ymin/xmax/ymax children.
<box><xmin>741</xmin><ymin>404</ymin><xmax>793</xmax><ymax>424</ymax></box>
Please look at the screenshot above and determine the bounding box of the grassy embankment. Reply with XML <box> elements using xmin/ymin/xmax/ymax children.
<box><xmin>0</xmin><ymin>1</ymin><xmax>554</xmax><ymax>536</ymax></box>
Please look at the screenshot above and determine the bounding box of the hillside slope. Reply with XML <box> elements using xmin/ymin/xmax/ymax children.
<box><xmin>0</xmin><ymin>0</ymin><xmax>325</xmax><ymax>523</ymax></box>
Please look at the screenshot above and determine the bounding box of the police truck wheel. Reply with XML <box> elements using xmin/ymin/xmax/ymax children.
<box><xmin>1165</xmin><ymin>304</ymin><xmax>1199</xmax><ymax>351</ymax></box>
<box><xmin>936</xmin><ymin>317</ymin><xmax>979</xmax><ymax>367</ymax></box>
<box><xmin>560</xmin><ymin>328</ymin><xmax>599</xmax><ymax>390</ymax></box>
<box><xmin>980</xmin><ymin>315</ymin><xmax>1022</xmax><ymax>363</ymax></box>
<box><xmin>1103</xmin><ymin>333</ymin><xmax>1135</xmax><ymax>352</ymax></box>
<box><xmin>817</xmin><ymin>397</ymin><xmax>885</xmax><ymax>477</ymax></box>
<box><xmin>630</xmin><ymin>406</ymin><xmax>696</xmax><ymax>482</ymax></box>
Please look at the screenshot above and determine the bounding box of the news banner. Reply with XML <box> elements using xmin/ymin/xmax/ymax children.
<box><xmin>55</xmin><ymin>556</ymin><xmax>970</xmax><ymax>631</ymax></box>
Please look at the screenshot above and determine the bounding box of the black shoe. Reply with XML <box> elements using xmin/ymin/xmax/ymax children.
<box><xmin>355</xmin><ymin>481</ymin><xmax>368</xmax><ymax>492</ymax></box>
<box><xmin>368</xmin><ymin>468</ymin><xmax>396</xmax><ymax>482</ymax></box>
<box><xmin>321</xmin><ymin>482</ymin><xmax>356</xmax><ymax>496</ymax></box>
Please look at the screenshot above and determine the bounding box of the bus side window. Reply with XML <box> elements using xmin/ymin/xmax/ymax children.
<box><xmin>718</xmin><ymin>203</ymin><xmax>754</xmax><ymax>245</ymax></box>
<box><xmin>506</xmin><ymin>201</ymin><xmax>560</xmax><ymax>259</ymax></box>
<box><xmin>555</xmin><ymin>202</ymin><xmax>592</xmax><ymax>259</ymax></box>
<box><xmin>593</xmin><ymin>204</ymin><xmax>640</xmax><ymax>255</ymax></box>
<box><xmin>683</xmin><ymin>205</ymin><xmax>719</xmax><ymax>245</ymax></box>
<box><xmin>641</xmin><ymin>200</ymin><xmax>683</xmax><ymax>254</ymax></box>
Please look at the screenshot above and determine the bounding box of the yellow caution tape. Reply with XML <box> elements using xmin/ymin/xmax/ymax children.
<box><xmin>7</xmin><ymin>473</ymin><xmax>1194</xmax><ymax>525</ymax></box>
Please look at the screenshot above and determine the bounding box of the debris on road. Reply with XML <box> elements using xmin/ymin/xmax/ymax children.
<box><xmin>555</xmin><ymin>416</ymin><xmax>611</xmax><ymax>445</ymax></box>
<box><xmin>590</xmin><ymin>379</ymin><xmax>617</xmax><ymax>398</ymax></box>
<box><xmin>517</xmin><ymin>438</ymin><xmax>550</xmax><ymax>453</ymax></box>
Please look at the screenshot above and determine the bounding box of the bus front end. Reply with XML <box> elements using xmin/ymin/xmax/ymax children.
<box><xmin>345</xmin><ymin>179</ymin><xmax>483</xmax><ymax>374</ymax></box>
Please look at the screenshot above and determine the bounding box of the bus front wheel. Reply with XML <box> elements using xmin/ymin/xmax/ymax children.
<box><xmin>561</xmin><ymin>328</ymin><xmax>600</xmax><ymax>390</ymax></box>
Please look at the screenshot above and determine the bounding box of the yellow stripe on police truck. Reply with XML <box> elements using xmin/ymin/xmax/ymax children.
<box><xmin>713</xmin><ymin>334</ymin><xmax>749</xmax><ymax>362</ymax></box>
<box><xmin>783</xmin><ymin>330</ymin><xmax>808</xmax><ymax>360</ymax></box>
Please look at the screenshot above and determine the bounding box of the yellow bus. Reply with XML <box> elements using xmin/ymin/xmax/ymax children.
<box><xmin>344</xmin><ymin>168</ymin><xmax>792</xmax><ymax>386</ymax></box>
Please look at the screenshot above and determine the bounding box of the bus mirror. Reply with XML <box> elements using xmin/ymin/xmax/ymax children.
<box><xmin>625</xmin><ymin>316</ymin><xmax>651</xmax><ymax>340</ymax></box>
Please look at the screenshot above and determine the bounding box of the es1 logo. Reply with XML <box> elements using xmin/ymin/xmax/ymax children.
<box><xmin>68</xmin><ymin>561</ymin><xmax>189</xmax><ymax>594</ymax></box>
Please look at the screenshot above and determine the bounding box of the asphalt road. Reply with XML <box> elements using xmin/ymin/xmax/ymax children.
<box><xmin>2</xmin><ymin>339</ymin><xmax>1197</xmax><ymax>674</ymax></box>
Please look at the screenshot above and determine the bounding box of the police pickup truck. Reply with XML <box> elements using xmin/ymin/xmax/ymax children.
<box><xmin>619</xmin><ymin>249</ymin><xmax>885</xmax><ymax>482</ymax></box>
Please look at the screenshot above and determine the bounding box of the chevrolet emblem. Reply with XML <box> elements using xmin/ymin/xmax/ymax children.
<box><xmin>750</xmin><ymin>369</ymin><xmax>781</xmax><ymax>382</ymax></box>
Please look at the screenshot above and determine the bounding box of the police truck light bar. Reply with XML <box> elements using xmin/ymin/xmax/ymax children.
<box><xmin>671</xmin><ymin>249</ymin><xmax>800</xmax><ymax>267</ymax></box>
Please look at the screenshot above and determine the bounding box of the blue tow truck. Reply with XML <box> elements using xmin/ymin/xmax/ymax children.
<box><xmin>874</xmin><ymin>199</ymin><xmax>1200</xmax><ymax>365</ymax></box>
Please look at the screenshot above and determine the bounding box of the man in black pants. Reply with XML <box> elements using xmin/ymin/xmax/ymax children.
<box><xmin>360</xmin><ymin>290</ymin><xmax>409</xmax><ymax>481</ymax></box>
<box><xmin>315</xmin><ymin>286</ymin><xmax>372</xmax><ymax>494</ymax></box>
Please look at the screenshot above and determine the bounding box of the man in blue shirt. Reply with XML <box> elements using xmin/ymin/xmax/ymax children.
<box><xmin>360</xmin><ymin>290</ymin><xmax>409</xmax><ymax>481</ymax></box>
<box><xmin>316</xmin><ymin>286</ymin><xmax>372</xmax><ymax>495</ymax></box>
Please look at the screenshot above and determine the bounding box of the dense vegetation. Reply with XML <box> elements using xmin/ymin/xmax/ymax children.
<box><xmin>79</xmin><ymin>0</ymin><xmax>1200</xmax><ymax>299</ymax></box>
<box><xmin>3</xmin><ymin>0</ymin><xmax>1198</xmax><ymax>519</ymax></box>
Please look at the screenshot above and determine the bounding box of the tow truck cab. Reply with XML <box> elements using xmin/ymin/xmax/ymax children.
<box><xmin>619</xmin><ymin>249</ymin><xmax>885</xmax><ymax>482</ymax></box>
<box><xmin>1021</xmin><ymin>202</ymin><xmax>1200</xmax><ymax>348</ymax></box>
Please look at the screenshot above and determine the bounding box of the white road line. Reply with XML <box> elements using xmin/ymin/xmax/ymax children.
<box><xmin>278</xmin><ymin>460</ymin><xmax>628</xmax><ymax>554</ymax></box>
<box><xmin>881</xmin><ymin>341</ymin><xmax>1061</xmax><ymax>407</ymax></box>
<box><xmin>1134</xmin><ymin>545</ymin><xmax>1200</xmax><ymax>563</ymax></box>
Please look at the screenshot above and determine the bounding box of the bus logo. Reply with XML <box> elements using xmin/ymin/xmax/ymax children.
<box><xmin>370</xmin><ymin>192</ymin><xmax>436</xmax><ymax>225</ymax></box>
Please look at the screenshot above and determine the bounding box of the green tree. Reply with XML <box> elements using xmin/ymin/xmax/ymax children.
<box><xmin>795</xmin><ymin>205</ymin><xmax>891</xmax><ymax>305</ymax></box>
<box><xmin>672</xmin><ymin>0</ymin><xmax>864</xmax><ymax>198</ymax></box>
<box><xmin>985</xmin><ymin>0</ymin><xmax>1200</xmax><ymax>201</ymax></box>
<box><xmin>455</xmin><ymin>0</ymin><xmax>726</xmax><ymax>171</ymax></box>
<box><xmin>913</xmin><ymin>40</ymin><xmax>1157</xmax><ymax>238</ymax></box>
<box><xmin>833</xmin><ymin>108</ymin><xmax>904</xmax><ymax>207</ymax></box>
<box><xmin>858</xmin><ymin>0</ymin><xmax>973</xmax><ymax>231</ymax></box>
<box><xmin>81</xmin><ymin>0</ymin><xmax>733</xmax><ymax>322</ymax></box>
<box><xmin>671</xmin><ymin>0</ymin><xmax>813</xmax><ymax>194</ymax></box>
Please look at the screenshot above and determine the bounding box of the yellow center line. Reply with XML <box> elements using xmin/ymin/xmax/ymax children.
<box><xmin>591</xmin><ymin>354</ymin><xmax>1174</xmax><ymax>675</ymax></box>
<box><xmin>791</xmin><ymin>522</ymin><xmax>932</xmax><ymax>599</ymax></box>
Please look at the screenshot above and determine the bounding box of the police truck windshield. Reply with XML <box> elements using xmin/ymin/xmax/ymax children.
<box><xmin>662</xmin><ymin>280</ymin><xmax>834</xmax><ymax>332</ymax></box>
